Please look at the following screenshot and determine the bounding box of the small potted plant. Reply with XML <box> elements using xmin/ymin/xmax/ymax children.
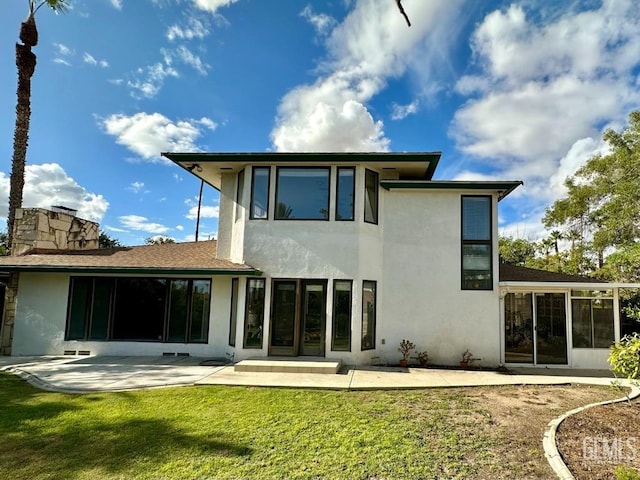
<box><xmin>460</xmin><ymin>349</ymin><xmax>478</xmax><ymax>369</ymax></box>
<box><xmin>415</xmin><ymin>350</ymin><xmax>429</xmax><ymax>366</ymax></box>
<box><xmin>398</xmin><ymin>339</ymin><xmax>415</xmax><ymax>367</ymax></box>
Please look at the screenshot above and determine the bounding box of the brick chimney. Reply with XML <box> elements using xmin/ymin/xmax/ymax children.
<box><xmin>11</xmin><ymin>207</ymin><xmax>99</xmax><ymax>256</ymax></box>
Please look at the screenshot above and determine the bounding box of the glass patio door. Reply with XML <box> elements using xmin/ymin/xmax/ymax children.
<box><xmin>269</xmin><ymin>280</ymin><xmax>326</xmax><ymax>357</ymax></box>
<box><xmin>535</xmin><ymin>293</ymin><xmax>568</xmax><ymax>365</ymax></box>
<box><xmin>504</xmin><ymin>292</ymin><xmax>568</xmax><ymax>365</ymax></box>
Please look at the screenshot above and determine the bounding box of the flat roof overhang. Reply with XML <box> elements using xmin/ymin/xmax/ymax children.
<box><xmin>161</xmin><ymin>152</ymin><xmax>442</xmax><ymax>190</ymax></box>
<box><xmin>500</xmin><ymin>281</ymin><xmax>640</xmax><ymax>289</ymax></box>
<box><xmin>380</xmin><ymin>180</ymin><xmax>523</xmax><ymax>201</ymax></box>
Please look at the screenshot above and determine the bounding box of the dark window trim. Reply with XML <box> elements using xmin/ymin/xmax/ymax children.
<box><xmin>361</xmin><ymin>280</ymin><xmax>377</xmax><ymax>351</ymax></box>
<box><xmin>461</xmin><ymin>195</ymin><xmax>493</xmax><ymax>291</ymax></box>
<box><xmin>250</xmin><ymin>166</ymin><xmax>270</xmax><ymax>220</ymax></box>
<box><xmin>243</xmin><ymin>277</ymin><xmax>266</xmax><ymax>349</ymax></box>
<box><xmin>64</xmin><ymin>276</ymin><xmax>211</xmax><ymax>344</ymax></box>
<box><xmin>274</xmin><ymin>166</ymin><xmax>331</xmax><ymax>221</ymax></box>
<box><xmin>235</xmin><ymin>169</ymin><xmax>245</xmax><ymax>222</ymax></box>
<box><xmin>364</xmin><ymin>169</ymin><xmax>379</xmax><ymax>225</ymax></box>
<box><xmin>332</xmin><ymin>279</ymin><xmax>352</xmax><ymax>352</ymax></box>
<box><xmin>229</xmin><ymin>278</ymin><xmax>239</xmax><ymax>347</ymax></box>
<box><xmin>335</xmin><ymin>167</ymin><xmax>355</xmax><ymax>222</ymax></box>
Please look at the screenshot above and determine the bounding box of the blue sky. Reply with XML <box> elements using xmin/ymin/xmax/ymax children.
<box><xmin>1</xmin><ymin>0</ymin><xmax>639</xmax><ymax>245</ymax></box>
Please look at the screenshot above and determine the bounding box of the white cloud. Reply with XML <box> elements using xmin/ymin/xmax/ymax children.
<box><xmin>167</xmin><ymin>17</ymin><xmax>210</xmax><ymax>41</ymax></box>
<box><xmin>186</xmin><ymin>205</ymin><xmax>219</xmax><ymax>220</ymax></box>
<box><xmin>127</xmin><ymin>62</ymin><xmax>179</xmax><ymax>99</ymax></box>
<box><xmin>53</xmin><ymin>43</ymin><xmax>73</xmax><ymax>56</ymax></box>
<box><xmin>0</xmin><ymin>163</ymin><xmax>108</xmax><ymax>223</ymax></box>
<box><xmin>451</xmin><ymin>0</ymin><xmax>640</xmax><ymax>202</ymax></box>
<box><xmin>168</xmin><ymin>45</ymin><xmax>209</xmax><ymax>75</ymax></box>
<box><xmin>100</xmin><ymin>112</ymin><xmax>215</xmax><ymax>161</ymax></box>
<box><xmin>110</xmin><ymin>0</ymin><xmax>123</xmax><ymax>9</ymax></box>
<box><xmin>128</xmin><ymin>181</ymin><xmax>145</xmax><ymax>193</ymax></box>
<box><xmin>390</xmin><ymin>100</ymin><xmax>419</xmax><ymax>120</ymax></box>
<box><xmin>193</xmin><ymin>0</ymin><xmax>238</xmax><ymax>13</ymax></box>
<box><xmin>119</xmin><ymin>215</ymin><xmax>169</xmax><ymax>234</ymax></box>
<box><xmin>175</xmin><ymin>225</ymin><xmax>184</xmax><ymax>231</ymax></box>
<box><xmin>53</xmin><ymin>58</ymin><xmax>72</xmax><ymax>67</ymax></box>
<box><xmin>271</xmin><ymin>0</ymin><xmax>466</xmax><ymax>152</ymax></box>
<box><xmin>300</xmin><ymin>5</ymin><xmax>336</xmax><ymax>36</ymax></box>
<box><xmin>83</xmin><ymin>52</ymin><xmax>109</xmax><ymax>68</ymax></box>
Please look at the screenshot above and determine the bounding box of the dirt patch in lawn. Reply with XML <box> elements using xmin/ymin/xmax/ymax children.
<box><xmin>556</xmin><ymin>396</ymin><xmax>640</xmax><ymax>480</ymax></box>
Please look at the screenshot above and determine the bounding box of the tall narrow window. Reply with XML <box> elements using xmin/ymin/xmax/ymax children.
<box><xmin>332</xmin><ymin>280</ymin><xmax>352</xmax><ymax>351</ymax></box>
<box><xmin>244</xmin><ymin>278</ymin><xmax>265</xmax><ymax>348</ymax></box>
<box><xmin>336</xmin><ymin>167</ymin><xmax>355</xmax><ymax>221</ymax></box>
<box><xmin>229</xmin><ymin>278</ymin><xmax>239</xmax><ymax>347</ymax></box>
<box><xmin>275</xmin><ymin>167</ymin><xmax>330</xmax><ymax>220</ymax></box>
<box><xmin>235</xmin><ymin>169</ymin><xmax>245</xmax><ymax>221</ymax></box>
<box><xmin>189</xmin><ymin>280</ymin><xmax>211</xmax><ymax>343</ymax></box>
<box><xmin>571</xmin><ymin>290</ymin><xmax>614</xmax><ymax>348</ymax></box>
<box><xmin>361</xmin><ymin>280</ymin><xmax>376</xmax><ymax>350</ymax></box>
<box><xmin>66</xmin><ymin>277</ymin><xmax>91</xmax><ymax>340</ymax></box>
<box><xmin>250</xmin><ymin>167</ymin><xmax>270</xmax><ymax>219</ymax></box>
<box><xmin>461</xmin><ymin>196</ymin><xmax>492</xmax><ymax>290</ymax></box>
<box><xmin>364</xmin><ymin>169</ymin><xmax>378</xmax><ymax>224</ymax></box>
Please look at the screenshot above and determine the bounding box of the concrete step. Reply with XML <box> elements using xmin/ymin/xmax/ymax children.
<box><xmin>234</xmin><ymin>357</ymin><xmax>342</xmax><ymax>374</ymax></box>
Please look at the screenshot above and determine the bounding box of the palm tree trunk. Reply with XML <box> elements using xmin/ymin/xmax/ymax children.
<box><xmin>8</xmin><ymin>15</ymin><xmax>38</xmax><ymax>250</ymax></box>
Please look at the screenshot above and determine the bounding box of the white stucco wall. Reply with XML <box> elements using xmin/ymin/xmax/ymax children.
<box><xmin>12</xmin><ymin>272</ymin><xmax>236</xmax><ymax>358</ymax></box>
<box><xmin>379</xmin><ymin>189</ymin><xmax>501</xmax><ymax>367</ymax></box>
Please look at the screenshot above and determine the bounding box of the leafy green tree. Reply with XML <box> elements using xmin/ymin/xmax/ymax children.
<box><xmin>145</xmin><ymin>236</ymin><xmax>176</xmax><ymax>245</ymax></box>
<box><xmin>8</xmin><ymin>0</ymin><xmax>69</xmax><ymax>249</ymax></box>
<box><xmin>98</xmin><ymin>231</ymin><xmax>122</xmax><ymax>249</ymax></box>
<box><xmin>544</xmin><ymin>111</ymin><xmax>640</xmax><ymax>280</ymax></box>
<box><xmin>498</xmin><ymin>237</ymin><xmax>537</xmax><ymax>266</ymax></box>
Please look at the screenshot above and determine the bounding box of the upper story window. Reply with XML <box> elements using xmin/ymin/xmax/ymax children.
<box><xmin>235</xmin><ymin>169</ymin><xmax>245</xmax><ymax>222</ymax></box>
<box><xmin>336</xmin><ymin>167</ymin><xmax>355</xmax><ymax>221</ymax></box>
<box><xmin>461</xmin><ymin>195</ymin><xmax>492</xmax><ymax>290</ymax></box>
<box><xmin>364</xmin><ymin>169</ymin><xmax>379</xmax><ymax>224</ymax></box>
<box><xmin>275</xmin><ymin>167</ymin><xmax>330</xmax><ymax>220</ymax></box>
<box><xmin>250</xmin><ymin>167</ymin><xmax>270</xmax><ymax>220</ymax></box>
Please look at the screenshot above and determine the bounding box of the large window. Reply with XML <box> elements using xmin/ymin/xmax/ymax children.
<box><xmin>461</xmin><ymin>196</ymin><xmax>492</xmax><ymax>290</ymax></box>
<box><xmin>244</xmin><ymin>278</ymin><xmax>265</xmax><ymax>348</ymax></box>
<box><xmin>275</xmin><ymin>167</ymin><xmax>330</xmax><ymax>220</ymax></box>
<box><xmin>235</xmin><ymin>169</ymin><xmax>245</xmax><ymax>222</ymax></box>
<box><xmin>332</xmin><ymin>280</ymin><xmax>352</xmax><ymax>351</ymax></box>
<box><xmin>250</xmin><ymin>167</ymin><xmax>270</xmax><ymax>219</ymax></box>
<box><xmin>361</xmin><ymin>280</ymin><xmax>377</xmax><ymax>350</ymax></box>
<box><xmin>364</xmin><ymin>169</ymin><xmax>378</xmax><ymax>224</ymax></box>
<box><xmin>66</xmin><ymin>277</ymin><xmax>211</xmax><ymax>343</ymax></box>
<box><xmin>336</xmin><ymin>167</ymin><xmax>355</xmax><ymax>221</ymax></box>
<box><xmin>229</xmin><ymin>278</ymin><xmax>239</xmax><ymax>347</ymax></box>
<box><xmin>571</xmin><ymin>290</ymin><xmax>614</xmax><ymax>348</ymax></box>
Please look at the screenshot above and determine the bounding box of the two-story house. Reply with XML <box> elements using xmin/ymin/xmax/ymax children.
<box><xmin>0</xmin><ymin>152</ymin><xmax>635</xmax><ymax>368</ymax></box>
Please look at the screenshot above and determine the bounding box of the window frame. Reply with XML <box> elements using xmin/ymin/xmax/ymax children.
<box><xmin>250</xmin><ymin>166</ymin><xmax>270</xmax><ymax>220</ymax></box>
<box><xmin>235</xmin><ymin>169</ymin><xmax>245</xmax><ymax>222</ymax></box>
<box><xmin>461</xmin><ymin>195</ymin><xmax>493</xmax><ymax>290</ymax></box>
<box><xmin>571</xmin><ymin>290</ymin><xmax>615</xmax><ymax>349</ymax></box>
<box><xmin>228</xmin><ymin>278</ymin><xmax>239</xmax><ymax>347</ymax></box>
<box><xmin>332</xmin><ymin>279</ymin><xmax>353</xmax><ymax>352</ymax></box>
<box><xmin>64</xmin><ymin>276</ymin><xmax>211</xmax><ymax>344</ymax></box>
<box><xmin>364</xmin><ymin>169</ymin><xmax>379</xmax><ymax>225</ymax></box>
<box><xmin>274</xmin><ymin>166</ymin><xmax>331</xmax><ymax>221</ymax></box>
<box><xmin>361</xmin><ymin>280</ymin><xmax>377</xmax><ymax>351</ymax></box>
<box><xmin>335</xmin><ymin>167</ymin><xmax>355</xmax><ymax>222</ymax></box>
<box><xmin>243</xmin><ymin>277</ymin><xmax>266</xmax><ymax>349</ymax></box>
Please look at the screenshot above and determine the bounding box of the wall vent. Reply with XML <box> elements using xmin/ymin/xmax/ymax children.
<box><xmin>63</xmin><ymin>350</ymin><xmax>77</xmax><ymax>355</ymax></box>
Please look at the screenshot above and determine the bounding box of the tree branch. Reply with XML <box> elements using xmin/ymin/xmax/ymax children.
<box><xmin>396</xmin><ymin>0</ymin><xmax>411</xmax><ymax>27</ymax></box>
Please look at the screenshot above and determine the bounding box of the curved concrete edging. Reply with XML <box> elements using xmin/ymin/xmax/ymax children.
<box><xmin>543</xmin><ymin>383</ymin><xmax>640</xmax><ymax>480</ymax></box>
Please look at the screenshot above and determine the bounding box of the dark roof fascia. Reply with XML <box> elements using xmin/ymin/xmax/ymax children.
<box><xmin>2</xmin><ymin>266</ymin><xmax>262</xmax><ymax>276</ymax></box>
<box><xmin>379</xmin><ymin>180</ymin><xmax>523</xmax><ymax>201</ymax></box>
<box><xmin>162</xmin><ymin>152</ymin><xmax>442</xmax><ymax>179</ymax></box>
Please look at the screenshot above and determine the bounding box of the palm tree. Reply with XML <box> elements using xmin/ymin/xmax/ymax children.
<box><xmin>7</xmin><ymin>0</ymin><xmax>68</xmax><ymax>250</ymax></box>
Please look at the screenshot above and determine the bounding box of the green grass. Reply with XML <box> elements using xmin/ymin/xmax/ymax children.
<box><xmin>0</xmin><ymin>373</ymin><xmax>615</xmax><ymax>479</ymax></box>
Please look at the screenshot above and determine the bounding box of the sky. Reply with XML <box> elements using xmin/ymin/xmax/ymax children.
<box><xmin>1</xmin><ymin>0</ymin><xmax>639</xmax><ymax>245</ymax></box>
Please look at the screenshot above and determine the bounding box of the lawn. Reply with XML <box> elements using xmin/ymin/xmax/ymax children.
<box><xmin>0</xmin><ymin>372</ymin><xmax>620</xmax><ymax>479</ymax></box>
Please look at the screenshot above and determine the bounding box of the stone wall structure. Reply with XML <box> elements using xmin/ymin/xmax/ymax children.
<box><xmin>11</xmin><ymin>208</ymin><xmax>99</xmax><ymax>256</ymax></box>
<box><xmin>1</xmin><ymin>208</ymin><xmax>99</xmax><ymax>355</ymax></box>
